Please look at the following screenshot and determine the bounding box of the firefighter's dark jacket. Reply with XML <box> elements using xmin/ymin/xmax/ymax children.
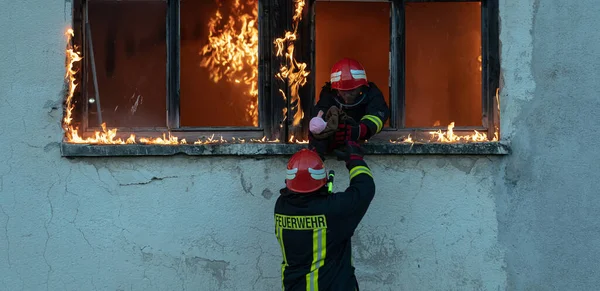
<box><xmin>274</xmin><ymin>159</ymin><xmax>376</xmax><ymax>291</ymax></box>
<box><xmin>313</xmin><ymin>82</ymin><xmax>390</xmax><ymax>140</ymax></box>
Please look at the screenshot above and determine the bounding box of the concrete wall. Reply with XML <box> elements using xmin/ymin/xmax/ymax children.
<box><xmin>0</xmin><ymin>0</ymin><xmax>598</xmax><ymax>290</ymax></box>
<box><xmin>498</xmin><ymin>0</ymin><xmax>600</xmax><ymax>290</ymax></box>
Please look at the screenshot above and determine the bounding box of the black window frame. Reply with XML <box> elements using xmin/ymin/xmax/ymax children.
<box><xmin>70</xmin><ymin>0</ymin><xmax>499</xmax><ymax>144</ymax></box>
<box><xmin>72</xmin><ymin>0</ymin><xmax>286</xmax><ymax>142</ymax></box>
<box><xmin>308</xmin><ymin>0</ymin><xmax>500</xmax><ymax>142</ymax></box>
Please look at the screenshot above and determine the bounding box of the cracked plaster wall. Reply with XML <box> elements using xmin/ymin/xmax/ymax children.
<box><xmin>497</xmin><ymin>0</ymin><xmax>600</xmax><ymax>290</ymax></box>
<box><xmin>0</xmin><ymin>0</ymin><xmax>597</xmax><ymax>290</ymax></box>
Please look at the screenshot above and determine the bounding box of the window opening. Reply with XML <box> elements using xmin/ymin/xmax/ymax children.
<box><xmin>85</xmin><ymin>0</ymin><xmax>167</xmax><ymax>129</ymax></box>
<box><xmin>180</xmin><ymin>0</ymin><xmax>259</xmax><ymax>127</ymax></box>
<box><xmin>404</xmin><ymin>2</ymin><xmax>482</xmax><ymax>128</ymax></box>
<box><xmin>63</xmin><ymin>0</ymin><xmax>500</xmax><ymax>147</ymax></box>
<box><xmin>314</xmin><ymin>1</ymin><xmax>391</xmax><ymax>112</ymax></box>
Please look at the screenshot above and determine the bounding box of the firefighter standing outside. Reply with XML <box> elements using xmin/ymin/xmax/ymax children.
<box><xmin>274</xmin><ymin>143</ymin><xmax>375</xmax><ymax>290</ymax></box>
<box><xmin>309</xmin><ymin>57</ymin><xmax>390</xmax><ymax>156</ymax></box>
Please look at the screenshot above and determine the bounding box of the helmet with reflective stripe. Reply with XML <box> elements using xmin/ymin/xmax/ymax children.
<box><xmin>330</xmin><ymin>58</ymin><xmax>369</xmax><ymax>91</ymax></box>
<box><xmin>285</xmin><ymin>149</ymin><xmax>327</xmax><ymax>193</ymax></box>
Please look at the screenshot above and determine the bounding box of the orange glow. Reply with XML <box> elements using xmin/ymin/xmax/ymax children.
<box><xmin>429</xmin><ymin>122</ymin><xmax>489</xmax><ymax>143</ymax></box>
<box><xmin>200</xmin><ymin>0</ymin><xmax>259</xmax><ymax>126</ymax></box>
<box><xmin>63</xmin><ymin>30</ymin><xmax>136</xmax><ymax>144</ymax></box>
<box><xmin>192</xmin><ymin>135</ymin><xmax>282</xmax><ymax>144</ymax></box>
<box><xmin>63</xmin><ymin>17</ymin><xmax>499</xmax><ymax>146</ymax></box>
<box><xmin>63</xmin><ymin>29</ymin><xmax>81</xmax><ymax>128</ymax></box>
<box><xmin>405</xmin><ymin>2</ymin><xmax>482</xmax><ymax>127</ymax></box>
<box><xmin>391</xmin><ymin>87</ymin><xmax>500</xmax><ymax>144</ymax></box>
<box><xmin>288</xmin><ymin>134</ymin><xmax>309</xmax><ymax>144</ymax></box>
<box><xmin>139</xmin><ymin>134</ymin><xmax>186</xmax><ymax>145</ymax></box>
<box><xmin>314</xmin><ymin>1</ymin><xmax>390</xmax><ymax>109</ymax></box>
<box><xmin>390</xmin><ymin>120</ymin><xmax>499</xmax><ymax>144</ymax></box>
<box><xmin>63</xmin><ymin>29</ymin><xmax>81</xmax><ymax>140</ymax></box>
<box><xmin>495</xmin><ymin>87</ymin><xmax>501</xmax><ymax>140</ymax></box>
<box><xmin>62</xmin><ymin>26</ymin><xmax>288</xmax><ymax>145</ymax></box>
<box><xmin>68</xmin><ymin>123</ymin><xmax>135</xmax><ymax>145</ymax></box>
<box><xmin>274</xmin><ymin>0</ymin><xmax>308</xmax><ymax>127</ymax></box>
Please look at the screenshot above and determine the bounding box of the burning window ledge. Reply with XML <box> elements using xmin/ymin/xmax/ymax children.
<box><xmin>60</xmin><ymin>140</ymin><xmax>510</xmax><ymax>157</ymax></box>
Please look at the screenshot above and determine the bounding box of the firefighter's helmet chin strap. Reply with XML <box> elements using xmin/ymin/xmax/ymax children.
<box><xmin>327</xmin><ymin>170</ymin><xmax>335</xmax><ymax>194</ymax></box>
<box><xmin>334</xmin><ymin>88</ymin><xmax>368</xmax><ymax>109</ymax></box>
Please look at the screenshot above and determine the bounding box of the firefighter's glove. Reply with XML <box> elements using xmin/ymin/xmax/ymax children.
<box><xmin>335</xmin><ymin>123</ymin><xmax>368</xmax><ymax>144</ymax></box>
<box><xmin>308</xmin><ymin>134</ymin><xmax>328</xmax><ymax>161</ymax></box>
<box><xmin>334</xmin><ymin>141</ymin><xmax>364</xmax><ymax>164</ymax></box>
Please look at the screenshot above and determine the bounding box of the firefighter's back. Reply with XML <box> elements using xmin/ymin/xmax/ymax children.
<box><xmin>275</xmin><ymin>192</ymin><xmax>359</xmax><ymax>291</ymax></box>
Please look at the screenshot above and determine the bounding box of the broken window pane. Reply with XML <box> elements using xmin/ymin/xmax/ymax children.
<box><xmin>86</xmin><ymin>0</ymin><xmax>167</xmax><ymax>128</ymax></box>
<box><xmin>180</xmin><ymin>0</ymin><xmax>259</xmax><ymax>127</ymax></box>
<box><xmin>405</xmin><ymin>2</ymin><xmax>482</xmax><ymax>128</ymax></box>
<box><xmin>315</xmin><ymin>1</ymin><xmax>391</xmax><ymax>120</ymax></box>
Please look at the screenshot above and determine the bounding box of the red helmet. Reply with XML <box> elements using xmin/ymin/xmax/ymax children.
<box><xmin>285</xmin><ymin>149</ymin><xmax>327</xmax><ymax>193</ymax></box>
<box><xmin>330</xmin><ymin>58</ymin><xmax>369</xmax><ymax>91</ymax></box>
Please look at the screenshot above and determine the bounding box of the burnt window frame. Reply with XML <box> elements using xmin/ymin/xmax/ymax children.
<box><xmin>68</xmin><ymin>0</ymin><xmax>499</xmax><ymax>146</ymax></box>
<box><xmin>70</xmin><ymin>0</ymin><xmax>297</xmax><ymax>142</ymax></box>
<box><xmin>308</xmin><ymin>0</ymin><xmax>500</xmax><ymax>142</ymax></box>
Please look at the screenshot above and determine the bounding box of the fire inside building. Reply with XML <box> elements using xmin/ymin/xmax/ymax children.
<box><xmin>8</xmin><ymin>0</ymin><xmax>600</xmax><ymax>290</ymax></box>
<box><xmin>64</xmin><ymin>0</ymin><xmax>499</xmax><ymax>146</ymax></box>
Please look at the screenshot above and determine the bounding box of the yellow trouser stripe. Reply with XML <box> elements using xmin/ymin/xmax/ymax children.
<box><xmin>276</xmin><ymin>227</ymin><xmax>288</xmax><ymax>291</ymax></box>
<box><xmin>350</xmin><ymin>166</ymin><xmax>373</xmax><ymax>179</ymax></box>
<box><xmin>306</xmin><ymin>228</ymin><xmax>326</xmax><ymax>291</ymax></box>
<box><xmin>361</xmin><ymin>115</ymin><xmax>383</xmax><ymax>133</ymax></box>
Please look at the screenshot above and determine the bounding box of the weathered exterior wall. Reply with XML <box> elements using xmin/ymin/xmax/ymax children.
<box><xmin>0</xmin><ymin>0</ymin><xmax>598</xmax><ymax>290</ymax></box>
<box><xmin>498</xmin><ymin>0</ymin><xmax>600</xmax><ymax>290</ymax></box>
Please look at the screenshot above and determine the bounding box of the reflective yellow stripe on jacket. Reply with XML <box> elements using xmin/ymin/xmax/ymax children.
<box><xmin>361</xmin><ymin>115</ymin><xmax>383</xmax><ymax>133</ymax></box>
<box><xmin>275</xmin><ymin>214</ymin><xmax>328</xmax><ymax>291</ymax></box>
<box><xmin>275</xmin><ymin>226</ymin><xmax>288</xmax><ymax>290</ymax></box>
<box><xmin>306</xmin><ymin>228</ymin><xmax>326</xmax><ymax>291</ymax></box>
<box><xmin>349</xmin><ymin>166</ymin><xmax>373</xmax><ymax>179</ymax></box>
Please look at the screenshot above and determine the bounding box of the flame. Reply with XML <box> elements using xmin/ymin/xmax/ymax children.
<box><xmin>389</xmin><ymin>134</ymin><xmax>415</xmax><ymax>144</ymax></box>
<box><xmin>192</xmin><ymin>135</ymin><xmax>284</xmax><ymax>144</ymax></box>
<box><xmin>494</xmin><ymin>87</ymin><xmax>500</xmax><ymax>140</ymax></box>
<box><xmin>63</xmin><ymin>29</ymin><xmax>81</xmax><ymax>128</ymax></box>
<box><xmin>63</xmin><ymin>29</ymin><xmax>134</xmax><ymax>144</ymax></box>
<box><xmin>63</xmin><ymin>25</ymin><xmax>498</xmax><ymax>146</ymax></box>
<box><xmin>389</xmin><ymin>122</ymin><xmax>498</xmax><ymax>144</ymax></box>
<box><xmin>62</xmin><ymin>29</ymin><xmax>134</xmax><ymax>144</ymax></box>
<box><xmin>200</xmin><ymin>0</ymin><xmax>259</xmax><ymax>126</ymax></box>
<box><xmin>68</xmin><ymin>123</ymin><xmax>134</xmax><ymax>145</ymax></box>
<box><xmin>251</xmin><ymin>136</ymin><xmax>280</xmax><ymax>143</ymax></box>
<box><xmin>62</xmin><ymin>24</ymin><xmax>282</xmax><ymax>145</ymax></box>
<box><xmin>139</xmin><ymin>134</ymin><xmax>185</xmax><ymax>145</ymax></box>
<box><xmin>288</xmin><ymin>134</ymin><xmax>309</xmax><ymax>144</ymax></box>
<box><xmin>429</xmin><ymin>122</ymin><xmax>492</xmax><ymax>143</ymax></box>
<box><xmin>424</xmin><ymin>88</ymin><xmax>501</xmax><ymax>143</ymax></box>
<box><xmin>63</xmin><ymin>29</ymin><xmax>82</xmax><ymax>141</ymax></box>
<box><xmin>274</xmin><ymin>0</ymin><xmax>309</xmax><ymax>127</ymax></box>
<box><xmin>194</xmin><ymin>134</ymin><xmax>225</xmax><ymax>144</ymax></box>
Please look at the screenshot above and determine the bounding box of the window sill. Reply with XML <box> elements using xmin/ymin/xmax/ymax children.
<box><xmin>60</xmin><ymin>141</ymin><xmax>511</xmax><ymax>157</ymax></box>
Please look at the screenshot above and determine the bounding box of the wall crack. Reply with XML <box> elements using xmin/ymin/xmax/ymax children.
<box><xmin>44</xmin><ymin>181</ymin><xmax>58</xmax><ymax>290</ymax></box>
<box><xmin>1</xmin><ymin>204</ymin><xmax>10</xmax><ymax>267</ymax></box>
<box><xmin>119</xmin><ymin>176</ymin><xmax>179</xmax><ymax>187</ymax></box>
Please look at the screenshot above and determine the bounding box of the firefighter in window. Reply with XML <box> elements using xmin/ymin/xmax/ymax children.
<box><xmin>274</xmin><ymin>144</ymin><xmax>375</xmax><ymax>291</ymax></box>
<box><xmin>309</xmin><ymin>58</ymin><xmax>390</xmax><ymax>159</ymax></box>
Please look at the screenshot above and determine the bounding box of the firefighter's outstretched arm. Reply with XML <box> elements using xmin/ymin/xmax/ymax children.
<box><xmin>328</xmin><ymin>142</ymin><xmax>376</xmax><ymax>232</ymax></box>
<box><xmin>334</xmin><ymin>83</ymin><xmax>390</xmax><ymax>143</ymax></box>
<box><xmin>359</xmin><ymin>83</ymin><xmax>390</xmax><ymax>139</ymax></box>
